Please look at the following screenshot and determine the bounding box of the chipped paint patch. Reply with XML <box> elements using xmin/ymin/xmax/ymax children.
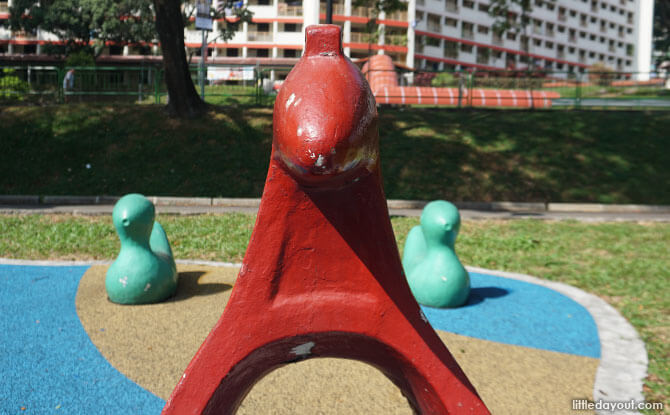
<box><xmin>290</xmin><ymin>341</ymin><xmax>315</xmax><ymax>356</ymax></box>
<box><xmin>119</xmin><ymin>276</ymin><xmax>128</xmax><ymax>287</ymax></box>
<box><xmin>315</xmin><ymin>154</ymin><xmax>325</xmax><ymax>167</ymax></box>
<box><xmin>143</xmin><ymin>283</ymin><xmax>151</xmax><ymax>292</ymax></box>
<box><xmin>420</xmin><ymin>310</ymin><xmax>428</xmax><ymax>323</ymax></box>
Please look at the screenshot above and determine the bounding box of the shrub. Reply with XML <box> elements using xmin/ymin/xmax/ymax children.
<box><xmin>0</xmin><ymin>68</ymin><xmax>30</xmax><ymax>102</ymax></box>
<box><xmin>588</xmin><ymin>63</ymin><xmax>615</xmax><ymax>87</ymax></box>
<box><xmin>65</xmin><ymin>51</ymin><xmax>96</xmax><ymax>67</ymax></box>
<box><xmin>431</xmin><ymin>72</ymin><xmax>458</xmax><ymax>87</ymax></box>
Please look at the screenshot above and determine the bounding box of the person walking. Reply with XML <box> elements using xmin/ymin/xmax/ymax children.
<box><xmin>63</xmin><ymin>69</ymin><xmax>75</xmax><ymax>103</ymax></box>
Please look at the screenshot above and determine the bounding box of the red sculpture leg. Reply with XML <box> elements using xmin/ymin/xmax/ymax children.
<box><xmin>162</xmin><ymin>25</ymin><xmax>489</xmax><ymax>415</ymax></box>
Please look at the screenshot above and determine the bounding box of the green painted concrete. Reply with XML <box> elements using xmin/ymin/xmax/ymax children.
<box><xmin>402</xmin><ymin>201</ymin><xmax>470</xmax><ymax>308</ymax></box>
<box><xmin>106</xmin><ymin>194</ymin><xmax>177</xmax><ymax>304</ymax></box>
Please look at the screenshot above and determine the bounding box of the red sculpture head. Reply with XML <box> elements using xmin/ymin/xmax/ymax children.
<box><xmin>273</xmin><ymin>25</ymin><xmax>379</xmax><ymax>188</ymax></box>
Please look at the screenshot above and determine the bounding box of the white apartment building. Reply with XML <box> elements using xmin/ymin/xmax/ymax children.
<box><xmin>0</xmin><ymin>0</ymin><xmax>654</xmax><ymax>76</ymax></box>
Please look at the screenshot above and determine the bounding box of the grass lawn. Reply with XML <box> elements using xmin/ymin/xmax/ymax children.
<box><xmin>0</xmin><ymin>214</ymin><xmax>667</xmax><ymax>410</ymax></box>
<box><xmin>2</xmin><ymin>104</ymin><xmax>670</xmax><ymax>204</ymax></box>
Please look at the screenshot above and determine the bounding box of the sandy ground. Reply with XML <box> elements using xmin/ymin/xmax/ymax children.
<box><xmin>76</xmin><ymin>264</ymin><xmax>598</xmax><ymax>414</ymax></box>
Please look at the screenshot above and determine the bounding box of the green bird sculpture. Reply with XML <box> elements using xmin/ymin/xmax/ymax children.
<box><xmin>402</xmin><ymin>200</ymin><xmax>470</xmax><ymax>308</ymax></box>
<box><xmin>106</xmin><ymin>194</ymin><xmax>178</xmax><ymax>304</ymax></box>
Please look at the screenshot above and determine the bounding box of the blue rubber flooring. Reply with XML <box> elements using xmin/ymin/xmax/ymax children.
<box><xmin>0</xmin><ymin>264</ymin><xmax>600</xmax><ymax>414</ymax></box>
<box><xmin>421</xmin><ymin>272</ymin><xmax>601</xmax><ymax>358</ymax></box>
<box><xmin>0</xmin><ymin>265</ymin><xmax>165</xmax><ymax>414</ymax></box>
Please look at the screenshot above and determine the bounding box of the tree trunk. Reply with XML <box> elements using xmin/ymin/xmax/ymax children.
<box><xmin>153</xmin><ymin>0</ymin><xmax>208</xmax><ymax>118</ymax></box>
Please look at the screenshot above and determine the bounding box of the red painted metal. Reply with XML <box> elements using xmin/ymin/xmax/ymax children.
<box><xmin>162</xmin><ymin>25</ymin><xmax>489</xmax><ymax>415</ymax></box>
<box><xmin>363</xmin><ymin>54</ymin><xmax>560</xmax><ymax>108</ymax></box>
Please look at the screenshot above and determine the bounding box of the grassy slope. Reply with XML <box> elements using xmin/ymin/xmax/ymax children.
<box><xmin>2</xmin><ymin>104</ymin><xmax>670</xmax><ymax>204</ymax></box>
<box><xmin>0</xmin><ymin>214</ymin><xmax>667</xmax><ymax>409</ymax></box>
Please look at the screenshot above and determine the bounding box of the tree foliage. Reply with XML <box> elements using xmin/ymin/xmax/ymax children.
<box><xmin>654</xmin><ymin>0</ymin><xmax>670</xmax><ymax>61</ymax></box>
<box><xmin>9</xmin><ymin>0</ymin><xmax>156</xmax><ymax>57</ymax></box>
<box><xmin>487</xmin><ymin>0</ymin><xmax>533</xmax><ymax>37</ymax></box>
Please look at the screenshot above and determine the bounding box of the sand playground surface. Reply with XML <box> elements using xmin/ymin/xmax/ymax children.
<box><xmin>73</xmin><ymin>264</ymin><xmax>600</xmax><ymax>414</ymax></box>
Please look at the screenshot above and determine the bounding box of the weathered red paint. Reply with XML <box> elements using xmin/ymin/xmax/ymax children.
<box><xmin>162</xmin><ymin>25</ymin><xmax>489</xmax><ymax>415</ymax></box>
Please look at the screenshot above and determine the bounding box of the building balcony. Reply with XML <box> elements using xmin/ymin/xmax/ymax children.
<box><xmin>319</xmin><ymin>3</ymin><xmax>345</xmax><ymax>15</ymax></box>
<box><xmin>0</xmin><ymin>2</ymin><xmax>8</xmax><ymax>13</ymax></box>
<box><xmin>349</xmin><ymin>32</ymin><xmax>375</xmax><ymax>43</ymax></box>
<box><xmin>247</xmin><ymin>31</ymin><xmax>273</xmax><ymax>42</ymax></box>
<box><xmin>385</xmin><ymin>10</ymin><xmax>407</xmax><ymax>22</ymax></box>
<box><xmin>461</xmin><ymin>30</ymin><xmax>474</xmax><ymax>40</ymax></box>
<box><xmin>12</xmin><ymin>30</ymin><xmax>37</xmax><ymax>40</ymax></box>
<box><xmin>444</xmin><ymin>47</ymin><xmax>458</xmax><ymax>59</ymax></box>
<box><xmin>277</xmin><ymin>3</ymin><xmax>302</xmax><ymax>16</ymax></box>
<box><xmin>385</xmin><ymin>34</ymin><xmax>407</xmax><ymax>45</ymax></box>
<box><xmin>492</xmin><ymin>34</ymin><xmax>503</xmax><ymax>46</ymax></box>
<box><xmin>427</xmin><ymin>23</ymin><xmax>441</xmax><ymax>33</ymax></box>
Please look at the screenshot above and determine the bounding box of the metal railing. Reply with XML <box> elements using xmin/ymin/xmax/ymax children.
<box><xmin>365</xmin><ymin>68</ymin><xmax>670</xmax><ymax>109</ymax></box>
<box><xmin>0</xmin><ymin>64</ymin><xmax>269</xmax><ymax>105</ymax></box>
<box><xmin>2</xmin><ymin>64</ymin><xmax>669</xmax><ymax>110</ymax></box>
<box><xmin>277</xmin><ymin>3</ymin><xmax>302</xmax><ymax>16</ymax></box>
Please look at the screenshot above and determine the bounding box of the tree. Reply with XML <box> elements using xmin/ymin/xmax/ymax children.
<box><xmin>654</xmin><ymin>0</ymin><xmax>670</xmax><ymax>64</ymax></box>
<box><xmin>152</xmin><ymin>0</ymin><xmax>251</xmax><ymax>118</ymax></box>
<box><xmin>488</xmin><ymin>0</ymin><xmax>533</xmax><ymax>68</ymax></box>
<box><xmin>10</xmin><ymin>0</ymin><xmax>251</xmax><ymax>117</ymax></box>
<box><xmin>351</xmin><ymin>0</ymin><xmax>406</xmax><ymax>57</ymax></box>
<box><xmin>9</xmin><ymin>0</ymin><xmax>156</xmax><ymax>57</ymax></box>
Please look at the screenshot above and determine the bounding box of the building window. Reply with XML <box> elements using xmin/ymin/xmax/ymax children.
<box><xmin>477</xmin><ymin>25</ymin><xmax>489</xmax><ymax>34</ymax></box>
<box><xmin>461</xmin><ymin>22</ymin><xmax>474</xmax><ymax>39</ymax></box>
<box><xmin>283</xmin><ymin>49</ymin><xmax>297</xmax><ymax>58</ymax></box>
<box><xmin>445</xmin><ymin>17</ymin><xmax>457</xmax><ymax>27</ymax></box>
<box><xmin>282</xmin><ymin>23</ymin><xmax>302</xmax><ymax>32</ymax></box>
<box><xmin>427</xmin><ymin>13</ymin><xmax>441</xmax><ymax>32</ymax></box>
<box><xmin>425</xmin><ymin>36</ymin><xmax>441</xmax><ymax>47</ymax></box>
<box><xmin>226</xmin><ymin>48</ymin><xmax>239</xmax><ymax>57</ymax></box>
<box><xmin>460</xmin><ymin>43</ymin><xmax>473</xmax><ymax>53</ymax></box>
<box><xmin>444</xmin><ymin>42</ymin><xmax>458</xmax><ymax>58</ymax></box>
<box><xmin>463</xmin><ymin>0</ymin><xmax>474</xmax><ymax>9</ymax></box>
<box><xmin>476</xmin><ymin>47</ymin><xmax>490</xmax><ymax>64</ymax></box>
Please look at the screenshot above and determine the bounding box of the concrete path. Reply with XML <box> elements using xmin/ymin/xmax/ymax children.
<box><xmin>1</xmin><ymin>197</ymin><xmax>670</xmax><ymax>222</ymax></box>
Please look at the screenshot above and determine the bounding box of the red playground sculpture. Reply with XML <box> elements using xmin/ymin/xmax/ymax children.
<box><xmin>162</xmin><ymin>25</ymin><xmax>490</xmax><ymax>415</ymax></box>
